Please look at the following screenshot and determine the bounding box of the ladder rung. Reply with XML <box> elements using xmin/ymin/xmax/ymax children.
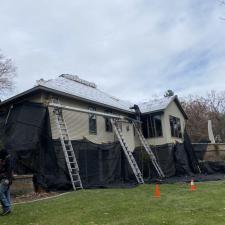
<box><xmin>73</xmin><ymin>180</ymin><xmax>82</xmax><ymax>184</ymax></box>
<box><xmin>53</xmin><ymin>101</ymin><xmax>83</xmax><ymax>190</ymax></box>
<box><xmin>72</xmin><ymin>174</ymin><xmax>79</xmax><ymax>177</ymax></box>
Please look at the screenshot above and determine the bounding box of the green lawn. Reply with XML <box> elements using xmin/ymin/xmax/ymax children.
<box><xmin>1</xmin><ymin>181</ymin><xmax>225</xmax><ymax>225</ymax></box>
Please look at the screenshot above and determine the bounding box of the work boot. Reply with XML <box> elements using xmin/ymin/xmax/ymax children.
<box><xmin>1</xmin><ymin>209</ymin><xmax>11</xmax><ymax>216</ymax></box>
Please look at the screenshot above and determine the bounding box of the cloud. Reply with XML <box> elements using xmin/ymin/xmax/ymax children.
<box><xmin>0</xmin><ymin>0</ymin><xmax>225</xmax><ymax>102</ymax></box>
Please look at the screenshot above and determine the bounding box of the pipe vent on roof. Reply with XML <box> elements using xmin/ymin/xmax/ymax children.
<box><xmin>60</xmin><ymin>74</ymin><xmax>97</xmax><ymax>88</ymax></box>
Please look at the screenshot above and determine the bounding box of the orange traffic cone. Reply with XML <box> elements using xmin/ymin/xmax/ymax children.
<box><xmin>154</xmin><ymin>184</ymin><xmax>161</xmax><ymax>198</ymax></box>
<box><xmin>190</xmin><ymin>179</ymin><xmax>197</xmax><ymax>191</ymax></box>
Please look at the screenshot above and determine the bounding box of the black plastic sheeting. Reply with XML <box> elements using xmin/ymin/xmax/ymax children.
<box><xmin>133</xmin><ymin>143</ymin><xmax>196</xmax><ymax>180</ymax></box>
<box><xmin>134</xmin><ymin>134</ymin><xmax>202</xmax><ymax>180</ymax></box>
<box><xmin>133</xmin><ymin>144</ymin><xmax>176</xmax><ymax>178</ymax></box>
<box><xmin>133</xmin><ymin>143</ymin><xmax>225</xmax><ymax>183</ymax></box>
<box><xmin>0</xmin><ymin>101</ymin><xmax>225</xmax><ymax>190</ymax></box>
<box><xmin>183</xmin><ymin>129</ymin><xmax>200</xmax><ymax>173</ymax></box>
<box><xmin>54</xmin><ymin>140</ymin><xmax>136</xmax><ymax>189</ymax></box>
<box><xmin>0</xmin><ymin>102</ymin><xmax>137</xmax><ymax>190</ymax></box>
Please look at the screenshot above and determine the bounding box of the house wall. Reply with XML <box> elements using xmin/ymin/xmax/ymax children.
<box><xmin>145</xmin><ymin>113</ymin><xmax>168</xmax><ymax>146</ymax></box>
<box><xmin>48</xmin><ymin>95</ymin><xmax>136</xmax><ymax>151</ymax></box>
<box><xmin>24</xmin><ymin>92</ymin><xmax>186</xmax><ymax>148</ymax></box>
<box><xmin>28</xmin><ymin>93</ymin><xmax>44</xmax><ymax>104</ymax></box>
<box><xmin>141</xmin><ymin>101</ymin><xmax>186</xmax><ymax>146</ymax></box>
<box><xmin>164</xmin><ymin>101</ymin><xmax>186</xmax><ymax>144</ymax></box>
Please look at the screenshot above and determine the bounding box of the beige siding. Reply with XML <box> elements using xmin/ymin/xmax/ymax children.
<box><xmin>134</xmin><ymin>113</ymin><xmax>168</xmax><ymax>147</ymax></box>
<box><xmin>146</xmin><ymin>113</ymin><xmax>168</xmax><ymax>146</ymax></box>
<box><xmin>48</xmin><ymin>96</ymin><xmax>136</xmax><ymax>150</ymax></box>
<box><xmin>120</xmin><ymin>121</ymin><xmax>136</xmax><ymax>151</ymax></box>
<box><xmin>142</xmin><ymin>101</ymin><xmax>186</xmax><ymax>146</ymax></box>
<box><xmin>26</xmin><ymin>92</ymin><xmax>185</xmax><ymax>147</ymax></box>
<box><xmin>164</xmin><ymin>101</ymin><xmax>186</xmax><ymax>143</ymax></box>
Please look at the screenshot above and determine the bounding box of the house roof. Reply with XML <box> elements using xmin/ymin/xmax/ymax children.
<box><xmin>139</xmin><ymin>96</ymin><xmax>175</xmax><ymax>113</ymax></box>
<box><xmin>0</xmin><ymin>75</ymin><xmax>134</xmax><ymax>113</ymax></box>
<box><xmin>0</xmin><ymin>74</ymin><xmax>187</xmax><ymax>118</ymax></box>
<box><xmin>38</xmin><ymin>74</ymin><xmax>134</xmax><ymax>112</ymax></box>
<box><xmin>138</xmin><ymin>95</ymin><xmax>188</xmax><ymax>119</ymax></box>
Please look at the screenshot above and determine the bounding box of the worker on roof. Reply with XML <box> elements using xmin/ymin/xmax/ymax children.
<box><xmin>0</xmin><ymin>148</ymin><xmax>13</xmax><ymax>216</ymax></box>
<box><xmin>130</xmin><ymin>104</ymin><xmax>141</xmax><ymax>121</ymax></box>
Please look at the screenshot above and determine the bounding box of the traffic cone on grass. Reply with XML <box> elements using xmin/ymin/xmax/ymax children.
<box><xmin>154</xmin><ymin>184</ymin><xmax>161</xmax><ymax>198</ymax></box>
<box><xmin>190</xmin><ymin>179</ymin><xmax>197</xmax><ymax>191</ymax></box>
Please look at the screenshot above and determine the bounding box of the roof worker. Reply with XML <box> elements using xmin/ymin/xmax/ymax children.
<box><xmin>0</xmin><ymin>148</ymin><xmax>13</xmax><ymax>216</ymax></box>
<box><xmin>130</xmin><ymin>104</ymin><xmax>141</xmax><ymax>121</ymax></box>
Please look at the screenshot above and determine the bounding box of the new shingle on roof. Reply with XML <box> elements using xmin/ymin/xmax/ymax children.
<box><xmin>0</xmin><ymin>74</ymin><xmax>181</xmax><ymax>115</ymax></box>
<box><xmin>40</xmin><ymin>75</ymin><xmax>177</xmax><ymax>114</ymax></box>
<box><xmin>138</xmin><ymin>96</ymin><xmax>175</xmax><ymax>114</ymax></box>
<box><xmin>39</xmin><ymin>75</ymin><xmax>134</xmax><ymax>112</ymax></box>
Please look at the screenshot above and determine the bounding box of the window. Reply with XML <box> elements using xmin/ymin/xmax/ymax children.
<box><xmin>89</xmin><ymin>107</ymin><xmax>97</xmax><ymax>134</ymax></box>
<box><xmin>142</xmin><ymin>114</ymin><xmax>163</xmax><ymax>138</ymax></box>
<box><xmin>149</xmin><ymin>114</ymin><xmax>163</xmax><ymax>138</ymax></box>
<box><xmin>105</xmin><ymin>110</ymin><xmax>113</xmax><ymax>132</ymax></box>
<box><xmin>169</xmin><ymin>116</ymin><xmax>182</xmax><ymax>138</ymax></box>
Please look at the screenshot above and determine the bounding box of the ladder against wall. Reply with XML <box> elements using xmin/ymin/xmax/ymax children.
<box><xmin>110</xmin><ymin>118</ymin><xmax>144</xmax><ymax>184</ymax></box>
<box><xmin>52</xmin><ymin>101</ymin><xmax>83</xmax><ymax>191</ymax></box>
<box><xmin>133</xmin><ymin>122</ymin><xmax>165</xmax><ymax>178</ymax></box>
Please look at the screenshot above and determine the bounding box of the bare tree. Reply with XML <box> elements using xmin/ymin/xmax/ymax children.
<box><xmin>182</xmin><ymin>91</ymin><xmax>225</xmax><ymax>143</ymax></box>
<box><xmin>0</xmin><ymin>51</ymin><xmax>16</xmax><ymax>97</ymax></box>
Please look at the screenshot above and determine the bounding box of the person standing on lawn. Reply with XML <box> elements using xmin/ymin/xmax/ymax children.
<box><xmin>0</xmin><ymin>148</ymin><xmax>13</xmax><ymax>216</ymax></box>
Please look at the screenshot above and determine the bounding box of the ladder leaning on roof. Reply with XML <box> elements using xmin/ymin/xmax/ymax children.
<box><xmin>110</xmin><ymin>118</ymin><xmax>144</xmax><ymax>184</ymax></box>
<box><xmin>132</xmin><ymin>122</ymin><xmax>165</xmax><ymax>178</ymax></box>
<box><xmin>52</xmin><ymin>99</ymin><xmax>83</xmax><ymax>191</ymax></box>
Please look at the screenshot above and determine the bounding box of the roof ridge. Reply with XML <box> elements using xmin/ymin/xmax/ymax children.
<box><xmin>60</xmin><ymin>74</ymin><xmax>97</xmax><ymax>88</ymax></box>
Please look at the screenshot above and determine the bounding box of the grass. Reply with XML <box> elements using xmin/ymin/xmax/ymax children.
<box><xmin>1</xmin><ymin>181</ymin><xmax>225</xmax><ymax>225</ymax></box>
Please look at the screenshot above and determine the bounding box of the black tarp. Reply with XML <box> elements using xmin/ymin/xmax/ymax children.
<box><xmin>133</xmin><ymin>138</ymin><xmax>200</xmax><ymax>180</ymax></box>
<box><xmin>0</xmin><ymin>102</ymin><xmax>137</xmax><ymax>190</ymax></box>
<box><xmin>183</xmin><ymin>129</ymin><xmax>200</xmax><ymax>173</ymax></box>
<box><xmin>0</xmin><ymin>101</ymin><xmax>224</xmax><ymax>190</ymax></box>
<box><xmin>133</xmin><ymin>144</ymin><xmax>176</xmax><ymax>178</ymax></box>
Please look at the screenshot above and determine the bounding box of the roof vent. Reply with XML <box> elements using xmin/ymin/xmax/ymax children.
<box><xmin>60</xmin><ymin>74</ymin><xmax>97</xmax><ymax>88</ymax></box>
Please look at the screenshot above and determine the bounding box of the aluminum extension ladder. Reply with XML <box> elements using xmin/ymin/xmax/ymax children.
<box><xmin>52</xmin><ymin>100</ymin><xmax>83</xmax><ymax>190</ymax></box>
<box><xmin>110</xmin><ymin>118</ymin><xmax>144</xmax><ymax>184</ymax></box>
<box><xmin>132</xmin><ymin>122</ymin><xmax>165</xmax><ymax>178</ymax></box>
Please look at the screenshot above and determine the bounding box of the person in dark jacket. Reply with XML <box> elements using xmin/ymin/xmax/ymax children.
<box><xmin>0</xmin><ymin>148</ymin><xmax>13</xmax><ymax>216</ymax></box>
<box><xmin>130</xmin><ymin>104</ymin><xmax>141</xmax><ymax>121</ymax></box>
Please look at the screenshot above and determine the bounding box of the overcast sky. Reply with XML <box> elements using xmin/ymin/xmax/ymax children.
<box><xmin>1</xmin><ymin>0</ymin><xmax>225</xmax><ymax>102</ymax></box>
